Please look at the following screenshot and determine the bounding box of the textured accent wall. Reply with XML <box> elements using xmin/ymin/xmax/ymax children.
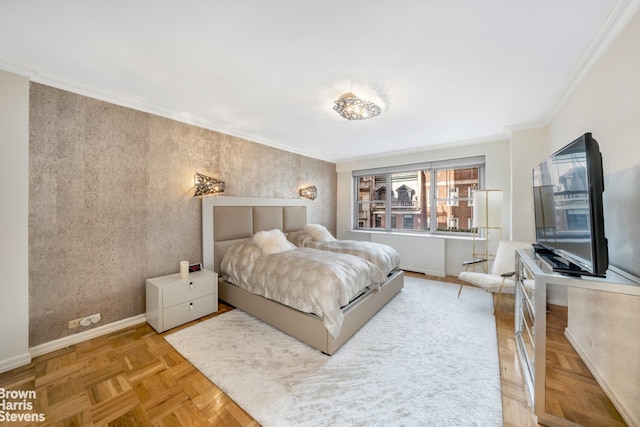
<box><xmin>29</xmin><ymin>83</ymin><xmax>336</xmax><ymax>346</ymax></box>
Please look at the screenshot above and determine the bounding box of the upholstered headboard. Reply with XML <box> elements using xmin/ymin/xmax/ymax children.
<box><xmin>202</xmin><ymin>196</ymin><xmax>308</xmax><ymax>272</ymax></box>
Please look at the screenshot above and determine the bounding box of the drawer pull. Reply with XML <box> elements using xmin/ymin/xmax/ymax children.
<box><xmin>189</xmin><ymin>281</ymin><xmax>194</xmax><ymax>290</ymax></box>
<box><xmin>189</xmin><ymin>302</ymin><xmax>194</xmax><ymax>310</ymax></box>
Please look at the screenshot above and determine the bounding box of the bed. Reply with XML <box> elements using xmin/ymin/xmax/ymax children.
<box><xmin>202</xmin><ymin>196</ymin><xmax>404</xmax><ymax>355</ymax></box>
<box><xmin>287</xmin><ymin>224</ymin><xmax>401</xmax><ymax>276</ymax></box>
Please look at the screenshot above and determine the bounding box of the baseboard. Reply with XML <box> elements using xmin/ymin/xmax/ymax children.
<box><xmin>564</xmin><ymin>327</ymin><xmax>637</xmax><ymax>427</ymax></box>
<box><xmin>0</xmin><ymin>352</ymin><xmax>32</xmax><ymax>374</ymax></box>
<box><xmin>29</xmin><ymin>314</ymin><xmax>147</xmax><ymax>358</ymax></box>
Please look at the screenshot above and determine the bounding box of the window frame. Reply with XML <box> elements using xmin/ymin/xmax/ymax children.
<box><xmin>352</xmin><ymin>156</ymin><xmax>485</xmax><ymax>235</ymax></box>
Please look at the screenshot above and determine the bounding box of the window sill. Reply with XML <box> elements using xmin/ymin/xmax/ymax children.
<box><xmin>347</xmin><ymin>229</ymin><xmax>483</xmax><ymax>241</ymax></box>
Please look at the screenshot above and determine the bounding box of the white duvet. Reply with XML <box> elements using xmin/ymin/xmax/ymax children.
<box><xmin>221</xmin><ymin>239</ymin><xmax>385</xmax><ymax>338</ymax></box>
<box><xmin>287</xmin><ymin>230</ymin><xmax>401</xmax><ymax>276</ymax></box>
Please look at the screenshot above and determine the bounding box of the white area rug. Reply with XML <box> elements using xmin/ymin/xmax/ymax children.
<box><xmin>165</xmin><ymin>276</ymin><xmax>503</xmax><ymax>426</ymax></box>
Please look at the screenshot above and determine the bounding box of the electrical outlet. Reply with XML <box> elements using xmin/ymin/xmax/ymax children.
<box><xmin>69</xmin><ymin>313</ymin><xmax>101</xmax><ymax>329</ymax></box>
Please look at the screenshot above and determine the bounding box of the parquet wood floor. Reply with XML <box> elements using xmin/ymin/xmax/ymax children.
<box><xmin>0</xmin><ymin>303</ymin><xmax>257</xmax><ymax>427</ymax></box>
<box><xmin>0</xmin><ymin>273</ymin><xmax>625</xmax><ymax>426</ymax></box>
<box><xmin>544</xmin><ymin>304</ymin><xmax>626</xmax><ymax>427</ymax></box>
<box><xmin>455</xmin><ymin>273</ymin><xmax>625</xmax><ymax>427</ymax></box>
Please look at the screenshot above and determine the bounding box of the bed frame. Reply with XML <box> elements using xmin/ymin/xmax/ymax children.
<box><xmin>202</xmin><ymin>196</ymin><xmax>404</xmax><ymax>355</ymax></box>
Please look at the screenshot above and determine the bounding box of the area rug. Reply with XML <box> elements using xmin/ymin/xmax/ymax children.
<box><xmin>165</xmin><ymin>276</ymin><xmax>502</xmax><ymax>426</ymax></box>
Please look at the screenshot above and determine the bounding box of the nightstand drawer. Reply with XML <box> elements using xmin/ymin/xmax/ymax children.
<box><xmin>162</xmin><ymin>294</ymin><xmax>218</xmax><ymax>331</ymax></box>
<box><xmin>163</xmin><ymin>276</ymin><xmax>216</xmax><ymax>307</ymax></box>
<box><xmin>146</xmin><ymin>268</ymin><xmax>218</xmax><ymax>333</ymax></box>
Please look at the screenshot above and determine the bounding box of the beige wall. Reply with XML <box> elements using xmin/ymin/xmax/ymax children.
<box><xmin>548</xmin><ymin>6</ymin><xmax>640</xmax><ymax>280</ymax></box>
<box><xmin>0</xmin><ymin>70</ymin><xmax>30</xmax><ymax>372</ymax></box>
<box><xmin>501</xmin><ymin>8</ymin><xmax>640</xmax><ymax>426</ymax></box>
<box><xmin>508</xmin><ymin>126</ymin><xmax>549</xmax><ymax>243</ymax></box>
<box><xmin>545</xmin><ymin>8</ymin><xmax>640</xmax><ymax>426</ymax></box>
<box><xmin>28</xmin><ymin>83</ymin><xmax>336</xmax><ymax>346</ymax></box>
<box><xmin>548</xmin><ymin>10</ymin><xmax>640</xmax><ymax>172</ymax></box>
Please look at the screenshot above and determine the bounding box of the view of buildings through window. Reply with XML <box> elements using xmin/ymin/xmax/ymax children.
<box><xmin>356</xmin><ymin>166</ymin><xmax>481</xmax><ymax>234</ymax></box>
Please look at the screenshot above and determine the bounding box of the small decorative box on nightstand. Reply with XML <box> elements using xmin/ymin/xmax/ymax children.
<box><xmin>145</xmin><ymin>268</ymin><xmax>218</xmax><ymax>333</ymax></box>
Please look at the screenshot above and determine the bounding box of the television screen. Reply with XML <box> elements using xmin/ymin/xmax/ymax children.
<box><xmin>532</xmin><ymin>133</ymin><xmax>608</xmax><ymax>277</ymax></box>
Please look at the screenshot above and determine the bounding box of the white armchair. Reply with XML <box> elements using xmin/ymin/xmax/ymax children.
<box><xmin>458</xmin><ymin>240</ymin><xmax>531</xmax><ymax>314</ymax></box>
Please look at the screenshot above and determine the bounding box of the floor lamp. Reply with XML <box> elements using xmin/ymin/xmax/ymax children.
<box><xmin>471</xmin><ymin>189</ymin><xmax>503</xmax><ymax>273</ymax></box>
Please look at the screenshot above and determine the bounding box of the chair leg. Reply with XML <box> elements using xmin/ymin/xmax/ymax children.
<box><xmin>493</xmin><ymin>277</ymin><xmax>506</xmax><ymax>315</ymax></box>
<box><xmin>458</xmin><ymin>263</ymin><xmax>473</xmax><ymax>299</ymax></box>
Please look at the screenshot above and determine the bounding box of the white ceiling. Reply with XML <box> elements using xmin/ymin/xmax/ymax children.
<box><xmin>0</xmin><ymin>1</ymin><xmax>634</xmax><ymax>162</ymax></box>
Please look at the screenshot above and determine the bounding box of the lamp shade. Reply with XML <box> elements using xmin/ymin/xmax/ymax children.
<box><xmin>472</xmin><ymin>190</ymin><xmax>503</xmax><ymax>228</ymax></box>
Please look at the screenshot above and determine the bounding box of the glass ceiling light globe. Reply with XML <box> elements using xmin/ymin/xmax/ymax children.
<box><xmin>333</xmin><ymin>92</ymin><xmax>382</xmax><ymax>120</ymax></box>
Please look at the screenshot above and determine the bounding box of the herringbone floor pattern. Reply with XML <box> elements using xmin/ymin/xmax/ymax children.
<box><xmin>0</xmin><ymin>273</ymin><xmax>625</xmax><ymax>426</ymax></box>
<box><xmin>544</xmin><ymin>304</ymin><xmax>626</xmax><ymax>427</ymax></box>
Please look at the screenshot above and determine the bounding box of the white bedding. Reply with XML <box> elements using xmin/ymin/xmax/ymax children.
<box><xmin>221</xmin><ymin>238</ymin><xmax>386</xmax><ymax>338</ymax></box>
<box><xmin>287</xmin><ymin>228</ymin><xmax>401</xmax><ymax>276</ymax></box>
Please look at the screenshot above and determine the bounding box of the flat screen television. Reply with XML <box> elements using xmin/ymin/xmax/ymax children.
<box><xmin>532</xmin><ymin>132</ymin><xmax>608</xmax><ymax>277</ymax></box>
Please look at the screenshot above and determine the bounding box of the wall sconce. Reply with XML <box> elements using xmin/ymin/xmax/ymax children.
<box><xmin>299</xmin><ymin>185</ymin><xmax>317</xmax><ymax>200</ymax></box>
<box><xmin>194</xmin><ymin>172</ymin><xmax>226</xmax><ymax>197</ymax></box>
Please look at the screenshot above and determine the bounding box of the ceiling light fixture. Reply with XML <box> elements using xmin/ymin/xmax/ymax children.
<box><xmin>333</xmin><ymin>92</ymin><xmax>382</xmax><ymax>120</ymax></box>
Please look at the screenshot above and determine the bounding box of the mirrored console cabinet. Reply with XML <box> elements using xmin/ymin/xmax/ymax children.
<box><xmin>514</xmin><ymin>248</ymin><xmax>640</xmax><ymax>427</ymax></box>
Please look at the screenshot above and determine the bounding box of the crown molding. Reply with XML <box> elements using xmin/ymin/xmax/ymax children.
<box><xmin>0</xmin><ymin>57</ymin><xmax>41</xmax><ymax>78</ymax></box>
<box><xmin>504</xmin><ymin>119</ymin><xmax>548</xmax><ymax>136</ymax></box>
<box><xmin>541</xmin><ymin>0</ymin><xmax>640</xmax><ymax>123</ymax></box>
<box><xmin>0</xmin><ymin>59</ymin><xmax>335</xmax><ymax>163</ymax></box>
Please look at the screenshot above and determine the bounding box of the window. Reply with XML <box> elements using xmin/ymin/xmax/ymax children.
<box><xmin>468</xmin><ymin>187</ymin><xmax>477</xmax><ymax>206</ymax></box>
<box><xmin>447</xmin><ymin>187</ymin><xmax>459</xmax><ymax>206</ymax></box>
<box><xmin>357</xmin><ymin>175</ymin><xmax>387</xmax><ymax>230</ymax></box>
<box><xmin>353</xmin><ymin>156</ymin><xmax>484</xmax><ymax>234</ymax></box>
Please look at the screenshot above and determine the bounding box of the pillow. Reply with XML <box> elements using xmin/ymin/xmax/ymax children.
<box><xmin>253</xmin><ymin>229</ymin><xmax>296</xmax><ymax>255</ymax></box>
<box><xmin>304</xmin><ymin>224</ymin><xmax>336</xmax><ymax>242</ymax></box>
<box><xmin>286</xmin><ymin>230</ymin><xmax>313</xmax><ymax>247</ymax></box>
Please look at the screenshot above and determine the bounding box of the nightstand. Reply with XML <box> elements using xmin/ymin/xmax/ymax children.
<box><xmin>145</xmin><ymin>268</ymin><xmax>218</xmax><ymax>333</ymax></box>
